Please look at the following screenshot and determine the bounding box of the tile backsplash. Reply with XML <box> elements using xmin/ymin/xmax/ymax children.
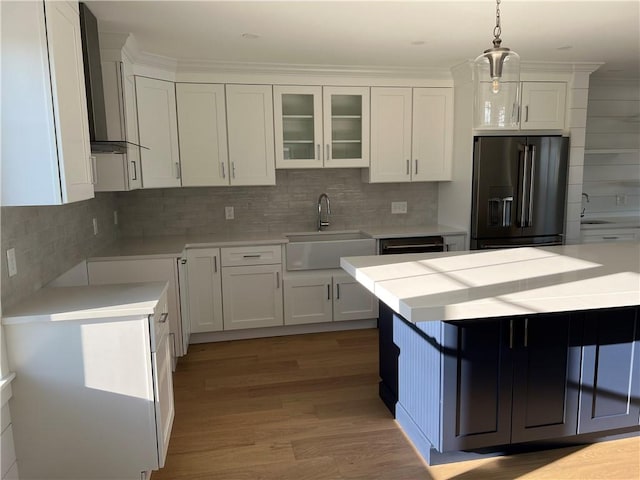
<box><xmin>1</xmin><ymin>194</ymin><xmax>118</xmax><ymax>310</ymax></box>
<box><xmin>117</xmin><ymin>169</ymin><xmax>439</xmax><ymax>237</ymax></box>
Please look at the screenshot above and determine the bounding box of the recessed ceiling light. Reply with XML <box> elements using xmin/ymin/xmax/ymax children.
<box><xmin>411</xmin><ymin>40</ymin><xmax>426</xmax><ymax>46</ymax></box>
<box><xmin>241</xmin><ymin>33</ymin><xmax>260</xmax><ymax>40</ymax></box>
<box><xmin>557</xmin><ymin>45</ymin><xmax>573</xmax><ymax>50</ymax></box>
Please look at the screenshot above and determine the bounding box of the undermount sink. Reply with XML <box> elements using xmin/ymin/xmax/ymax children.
<box><xmin>285</xmin><ymin>230</ymin><xmax>376</xmax><ymax>270</ymax></box>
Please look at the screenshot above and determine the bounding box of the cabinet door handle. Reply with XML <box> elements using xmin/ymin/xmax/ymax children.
<box><xmin>415</xmin><ymin>159</ymin><xmax>418</xmax><ymax>175</ymax></box>
<box><xmin>336</xmin><ymin>283</ymin><xmax>340</xmax><ymax>300</ymax></box>
<box><xmin>213</xmin><ymin>255</ymin><xmax>217</xmax><ymax>273</ymax></box>
<box><xmin>602</xmin><ymin>236</ymin><xmax>619</xmax><ymax>240</ymax></box>
<box><xmin>232</xmin><ymin>162</ymin><xmax>236</xmax><ymax>179</ymax></box>
<box><xmin>243</xmin><ymin>254</ymin><xmax>261</xmax><ymax>258</ymax></box>
<box><xmin>525</xmin><ymin>105</ymin><xmax>529</xmax><ymax>123</ymax></box>
<box><xmin>326</xmin><ymin>144</ymin><xmax>331</xmax><ymax>162</ymax></box>
<box><xmin>317</xmin><ymin>144</ymin><xmax>321</xmax><ymax>161</ymax></box>
<box><xmin>509</xmin><ymin>319</ymin><xmax>514</xmax><ymax>349</ymax></box>
<box><xmin>131</xmin><ymin>161</ymin><xmax>137</xmax><ymax>180</ymax></box>
<box><xmin>181</xmin><ymin>258</ymin><xmax>187</xmax><ymax>265</ymax></box>
<box><xmin>276</xmin><ymin>271</ymin><xmax>280</xmax><ymax>289</ymax></box>
<box><xmin>221</xmin><ymin>162</ymin><xmax>226</xmax><ymax>179</ymax></box>
<box><xmin>524</xmin><ymin>317</ymin><xmax>529</xmax><ymax>347</ymax></box>
<box><xmin>327</xmin><ymin>284</ymin><xmax>331</xmax><ymax>300</ymax></box>
<box><xmin>175</xmin><ymin>162</ymin><xmax>181</xmax><ymax>179</ymax></box>
<box><xmin>406</xmin><ymin>159</ymin><xmax>410</xmax><ymax>175</ymax></box>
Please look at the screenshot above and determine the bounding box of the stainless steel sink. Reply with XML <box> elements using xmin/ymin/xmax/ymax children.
<box><xmin>285</xmin><ymin>231</ymin><xmax>376</xmax><ymax>270</ymax></box>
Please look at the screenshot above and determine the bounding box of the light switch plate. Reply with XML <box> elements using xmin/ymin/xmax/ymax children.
<box><xmin>391</xmin><ymin>201</ymin><xmax>407</xmax><ymax>214</ymax></box>
<box><xmin>6</xmin><ymin>248</ymin><xmax>17</xmax><ymax>277</ymax></box>
<box><xmin>225</xmin><ymin>206</ymin><xmax>234</xmax><ymax>220</ymax></box>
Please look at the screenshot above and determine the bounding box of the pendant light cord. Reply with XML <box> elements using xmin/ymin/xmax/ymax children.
<box><xmin>493</xmin><ymin>0</ymin><xmax>503</xmax><ymax>47</ymax></box>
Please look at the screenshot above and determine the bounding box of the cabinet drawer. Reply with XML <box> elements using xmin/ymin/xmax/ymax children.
<box><xmin>581</xmin><ymin>232</ymin><xmax>637</xmax><ymax>243</ymax></box>
<box><xmin>221</xmin><ymin>245</ymin><xmax>282</xmax><ymax>266</ymax></box>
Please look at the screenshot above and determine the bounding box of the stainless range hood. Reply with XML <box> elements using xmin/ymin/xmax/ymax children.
<box><xmin>79</xmin><ymin>3</ymin><xmax>141</xmax><ymax>154</ymax></box>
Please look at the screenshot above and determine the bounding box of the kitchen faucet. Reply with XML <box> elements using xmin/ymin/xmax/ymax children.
<box><xmin>581</xmin><ymin>192</ymin><xmax>590</xmax><ymax>217</ymax></box>
<box><xmin>317</xmin><ymin>193</ymin><xmax>331</xmax><ymax>231</ymax></box>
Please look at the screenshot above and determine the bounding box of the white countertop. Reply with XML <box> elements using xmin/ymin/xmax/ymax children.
<box><xmin>341</xmin><ymin>242</ymin><xmax>640</xmax><ymax>323</ymax></box>
<box><xmin>90</xmin><ymin>225</ymin><xmax>467</xmax><ymax>260</ymax></box>
<box><xmin>2</xmin><ymin>282</ymin><xmax>168</xmax><ymax>325</ymax></box>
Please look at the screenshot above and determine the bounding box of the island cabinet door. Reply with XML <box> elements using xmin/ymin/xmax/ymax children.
<box><xmin>510</xmin><ymin>314</ymin><xmax>582</xmax><ymax>443</ymax></box>
<box><xmin>441</xmin><ymin>319</ymin><xmax>514</xmax><ymax>451</ymax></box>
<box><xmin>578</xmin><ymin>308</ymin><xmax>640</xmax><ymax>434</ymax></box>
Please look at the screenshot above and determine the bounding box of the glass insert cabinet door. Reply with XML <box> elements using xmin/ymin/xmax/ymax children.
<box><xmin>274</xmin><ymin>85</ymin><xmax>370</xmax><ymax>169</ymax></box>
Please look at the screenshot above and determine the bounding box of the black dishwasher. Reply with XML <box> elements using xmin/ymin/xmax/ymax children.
<box><xmin>379</xmin><ymin>236</ymin><xmax>445</xmax><ymax>255</ymax></box>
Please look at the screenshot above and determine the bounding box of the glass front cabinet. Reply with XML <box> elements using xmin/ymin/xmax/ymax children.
<box><xmin>274</xmin><ymin>86</ymin><xmax>369</xmax><ymax>168</ymax></box>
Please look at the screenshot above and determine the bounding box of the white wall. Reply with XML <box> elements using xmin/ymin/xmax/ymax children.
<box><xmin>583</xmin><ymin>78</ymin><xmax>640</xmax><ymax>219</ymax></box>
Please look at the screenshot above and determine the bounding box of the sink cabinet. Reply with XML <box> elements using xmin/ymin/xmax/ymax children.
<box><xmin>274</xmin><ymin>86</ymin><xmax>370</xmax><ymax>168</ymax></box>
<box><xmin>283</xmin><ymin>270</ymin><xmax>378</xmax><ymax>326</ymax></box>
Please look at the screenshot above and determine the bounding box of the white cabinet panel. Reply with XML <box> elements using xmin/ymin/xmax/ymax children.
<box><xmin>283</xmin><ymin>273</ymin><xmax>333</xmax><ymax>325</ymax></box>
<box><xmin>443</xmin><ymin>234</ymin><xmax>467</xmax><ymax>252</ymax></box>
<box><xmin>185</xmin><ymin>248</ymin><xmax>223</xmax><ymax>333</ymax></box>
<box><xmin>333</xmin><ymin>272</ymin><xmax>378</xmax><ymax>322</ymax></box>
<box><xmin>370</xmin><ymin>87</ymin><xmax>413</xmax><ymax>182</ymax></box>
<box><xmin>226</xmin><ymin>84</ymin><xmax>276</xmax><ymax>185</ymax></box>
<box><xmin>176</xmin><ymin>83</ymin><xmax>229</xmax><ymax>186</ymax></box>
<box><xmin>222</xmin><ymin>264</ymin><xmax>283</xmax><ymax>330</ymax></box>
<box><xmin>1</xmin><ymin>0</ymin><xmax>93</xmax><ymax>206</ymax></box>
<box><xmin>412</xmin><ymin>88</ymin><xmax>454</xmax><ymax>181</ymax></box>
<box><xmin>136</xmin><ymin>76</ymin><xmax>181</xmax><ymax>188</ymax></box>
<box><xmin>521</xmin><ymin>82</ymin><xmax>567</xmax><ymax>130</ymax></box>
<box><xmin>153</xmin><ymin>331</ymin><xmax>174</xmax><ymax>468</ymax></box>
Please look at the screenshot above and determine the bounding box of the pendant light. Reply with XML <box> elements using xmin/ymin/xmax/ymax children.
<box><xmin>473</xmin><ymin>0</ymin><xmax>521</xmax><ymax>128</ymax></box>
<box><xmin>474</xmin><ymin>0</ymin><xmax>520</xmax><ymax>93</ymax></box>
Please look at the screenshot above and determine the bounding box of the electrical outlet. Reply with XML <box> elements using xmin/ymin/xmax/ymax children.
<box><xmin>113</xmin><ymin>210</ymin><xmax>118</xmax><ymax>225</ymax></box>
<box><xmin>391</xmin><ymin>201</ymin><xmax>407</xmax><ymax>214</ymax></box>
<box><xmin>6</xmin><ymin>248</ymin><xmax>17</xmax><ymax>277</ymax></box>
<box><xmin>225</xmin><ymin>206</ymin><xmax>234</xmax><ymax>220</ymax></box>
<box><xmin>92</xmin><ymin>218</ymin><xmax>98</xmax><ymax>235</ymax></box>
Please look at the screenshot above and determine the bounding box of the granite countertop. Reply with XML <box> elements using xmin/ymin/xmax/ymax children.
<box><xmin>341</xmin><ymin>242</ymin><xmax>640</xmax><ymax>323</ymax></box>
<box><xmin>2</xmin><ymin>282</ymin><xmax>168</xmax><ymax>325</ymax></box>
<box><xmin>89</xmin><ymin>225</ymin><xmax>467</xmax><ymax>260</ymax></box>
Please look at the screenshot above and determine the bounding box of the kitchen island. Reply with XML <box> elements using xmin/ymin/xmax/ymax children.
<box><xmin>341</xmin><ymin>242</ymin><xmax>640</xmax><ymax>464</ymax></box>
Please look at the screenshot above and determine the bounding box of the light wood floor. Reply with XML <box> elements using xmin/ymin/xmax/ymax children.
<box><xmin>153</xmin><ymin>328</ymin><xmax>640</xmax><ymax>480</ymax></box>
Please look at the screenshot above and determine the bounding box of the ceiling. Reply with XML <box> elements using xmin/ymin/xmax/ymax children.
<box><xmin>86</xmin><ymin>1</ymin><xmax>640</xmax><ymax>79</ymax></box>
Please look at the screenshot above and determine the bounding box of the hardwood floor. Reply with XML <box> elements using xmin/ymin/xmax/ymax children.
<box><xmin>153</xmin><ymin>328</ymin><xmax>640</xmax><ymax>480</ymax></box>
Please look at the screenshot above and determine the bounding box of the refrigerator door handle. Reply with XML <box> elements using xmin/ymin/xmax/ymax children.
<box><xmin>519</xmin><ymin>145</ymin><xmax>529</xmax><ymax>228</ymax></box>
<box><xmin>527</xmin><ymin>145</ymin><xmax>536</xmax><ymax>227</ymax></box>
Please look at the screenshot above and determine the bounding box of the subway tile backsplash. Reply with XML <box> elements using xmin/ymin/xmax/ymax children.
<box><xmin>117</xmin><ymin>169</ymin><xmax>439</xmax><ymax>237</ymax></box>
<box><xmin>1</xmin><ymin>194</ymin><xmax>118</xmax><ymax>310</ymax></box>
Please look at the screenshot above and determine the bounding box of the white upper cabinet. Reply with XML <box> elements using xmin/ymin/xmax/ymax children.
<box><xmin>176</xmin><ymin>83</ymin><xmax>229</xmax><ymax>186</ymax></box>
<box><xmin>135</xmin><ymin>76</ymin><xmax>181</xmax><ymax>188</ymax></box>
<box><xmin>274</xmin><ymin>86</ymin><xmax>370</xmax><ymax>168</ymax></box>
<box><xmin>368</xmin><ymin>87</ymin><xmax>453</xmax><ymax>182</ymax></box>
<box><xmin>274</xmin><ymin>86</ymin><xmax>324</xmax><ymax>168</ymax></box>
<box><xmin>94</xmin><ymin>59</ymin><xmax>142</xmax><ymax>191</ymax></box>
<box><xmin>475</xmin><ymin>81</ymin><xmax>567</xmax><ymax>131</ymax></box>
<box><xmin>520</xmin><ymin>82</ymin><xmax>567</xmax><ymax>130</ymax></box>
<box><xmin>1</xmin><ymin>0</ymin><xmax>94</xmax><ymax>206</ymax></box>
<box><xmin>225</xmin><ymin>84</ymin><xmax>276</xmax><ymax>185</ymax></box>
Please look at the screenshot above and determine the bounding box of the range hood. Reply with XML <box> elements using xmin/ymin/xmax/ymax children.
<box><xmin>79</xmin><ymin>3</ymin><xmax>141</xmax><ymax>154</ymax></box>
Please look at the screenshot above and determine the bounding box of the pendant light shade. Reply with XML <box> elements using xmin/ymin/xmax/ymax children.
<box><xmin>474</xmin><ymin>0</ymin><xmax>521</xmax><ymax>128</ymax></box>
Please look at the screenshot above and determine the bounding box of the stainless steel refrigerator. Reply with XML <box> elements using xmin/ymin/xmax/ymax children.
<box><xmin>471</xmin><ymin>136</ymin><xmax>569</xmax><ymax>250</ymax></box>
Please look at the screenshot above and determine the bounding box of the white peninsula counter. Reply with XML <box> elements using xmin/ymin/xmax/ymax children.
<box><xmin>341</xmin><ymin>242</ymin><xmax>640</xmax><ymax>466</ymax></box>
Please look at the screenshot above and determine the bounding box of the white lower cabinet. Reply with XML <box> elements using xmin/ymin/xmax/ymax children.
<box><xmin>185</xmin><ymin>248</ymin><xmax>223</xmax><ymax>333</ymax></box>
<box><xmin>185</xmin><ymin>245</ymin><xmax>284</xmax><ymax>333</ymax></box>
<box><xmin>284</xmin><ymin>270</ymin><xmax>378</xmax><ymax>326</ymax></box>
<box><xmin>87</xmin><ymin>257</ymin><xmax>186</xmax><ymax>360</ymax></box>
<box><xmin>2</xmin><ymin>284</ymin><xmax>173</xmax><ymax>480</ymax></box>
<box><xmin>443</xmin><ymin>234</ymin><xmax>467</xmax><ymax>251</ymax></box>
